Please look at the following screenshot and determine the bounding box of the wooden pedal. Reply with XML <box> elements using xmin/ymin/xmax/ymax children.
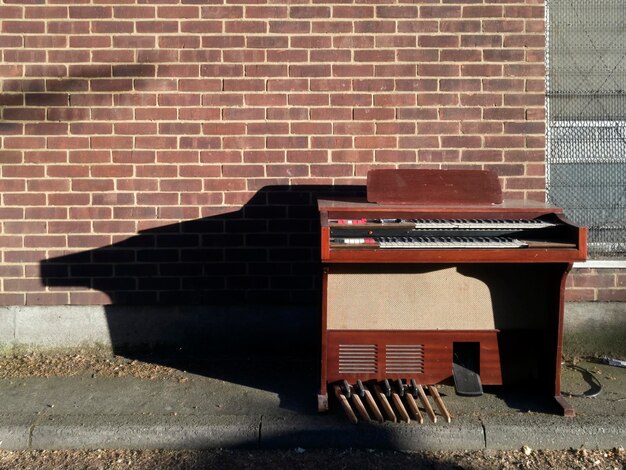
<box><xmin>404</xmin><ymin>393</ymin><xmax>424</xmax><ymax>424</ymax></box>
<box><xmin>415</xmin><ymin>383</ymin><xmax>437</xmax><ymax>423</ymax></box>
<box><xmin>373</xmin><ymin>383</ymin><xmax>397</xmax><ymax>422</ymax></box>
<box><xmin>334</xmin><ymin>385</ymin><xmax>358</xmax><ymax>424</ymax></box>
<box><xmin>428</xmin><ymin>385</ymin><xmax>452</xmax><ymax>423</ymax></box>
<box><xmin>363</xmin><ymin>388</ymin><xmax>384</xmax><ymax>422</ymax></box>
<box><xmin>350</xmin><ymin>392</ymin><xmax>371</xmax><ymax>422</ymax></box>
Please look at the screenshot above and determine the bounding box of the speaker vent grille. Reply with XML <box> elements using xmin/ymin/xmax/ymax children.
<box><xmin>339</xmin><ymin>344</ymin><xmax>377</xmax><ymax>374</ymax></box>
<box><xmin>385</xmin><ymin>344</ymin><xmax>425</xmax><ymax>374</ymax></box>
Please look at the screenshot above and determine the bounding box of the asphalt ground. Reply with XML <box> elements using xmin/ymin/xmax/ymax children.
<box><xmin>0</xmin><ymin>355</ymin><xmax>624</xmax><ymax>451</ymax></box>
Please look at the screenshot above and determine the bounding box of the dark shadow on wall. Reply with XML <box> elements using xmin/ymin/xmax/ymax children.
<box><xmin>40</xmin><ymin>185</ymin><xmax>365</xmax><ymax>413</ymax></box>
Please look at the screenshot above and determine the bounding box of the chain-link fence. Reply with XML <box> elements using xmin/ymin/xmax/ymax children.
<box><xmin>546</xmin><ymin>0</ymin><xmax>626</xmax><ymax>258</ymax></box>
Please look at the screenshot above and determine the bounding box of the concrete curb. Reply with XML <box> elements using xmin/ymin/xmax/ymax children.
<box><xmin>2</xmin><ymin>413</ymin><xmax>625</xmax><ymax>451</ymax></box>
<box><xmin>30</xmin><ymin>415</ymin><xmax>261</xmax><ymax>450</ymax></box>
<box><xmin>483</xmin><ymin>415</ymin><xmax>626</xmax><ymax>450</ymax></box>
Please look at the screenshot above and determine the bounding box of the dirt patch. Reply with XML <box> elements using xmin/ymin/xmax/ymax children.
<box><xmin>0</xmin><ymin>448</ymin><xmax>624</xmax><ymax>470</ymax></box>
<box><xmin>0</xmin><ymin>351</ymin><xmax>186</xmax><ymax>381</ymax></box>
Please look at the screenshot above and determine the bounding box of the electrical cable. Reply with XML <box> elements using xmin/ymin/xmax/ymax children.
<box><xmin>561</xmin><ymin>362</ymin><xmax>603</xmax><ymax>398</ymax></box>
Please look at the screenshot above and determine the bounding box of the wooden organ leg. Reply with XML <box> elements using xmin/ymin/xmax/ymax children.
<box><xmin>555</xmin><ymin>395</ymin><xmax>575</xmax><ymax>417</ymax></box>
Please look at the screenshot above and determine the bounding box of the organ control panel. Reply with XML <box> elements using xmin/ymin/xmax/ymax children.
<box><xmin>318</xmin><ymin>169</ymin><xmax>587</xmax><ymax>423</ymax></box>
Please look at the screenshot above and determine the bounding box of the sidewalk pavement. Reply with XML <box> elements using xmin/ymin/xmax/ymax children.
<box><xmin>0</xmin><ymin>356</ymin><xmax>624</xmax><ymax>451</ymax></box>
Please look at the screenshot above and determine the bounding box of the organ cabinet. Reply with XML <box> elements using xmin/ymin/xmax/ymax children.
<box><xmin>318</xmin><ymin>170</ymin><xmax>587</xmax><ymax>421</ymax></box>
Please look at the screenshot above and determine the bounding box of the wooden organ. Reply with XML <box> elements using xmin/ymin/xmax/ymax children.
<box><xmin>318</xmin><ymin>170</ymin><xmax>587</xmax><ymax>422</ymax></box>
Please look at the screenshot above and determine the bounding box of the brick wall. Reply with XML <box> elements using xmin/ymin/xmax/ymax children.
<box><xmin>566</xmin><ymin>269</ymin><xmax>626</xmax><ymax>302</ymax></box>
<box><xmin>1</xmin><ymin>0</ymin><xmax>556</xmax><ymax>306</ymax></box>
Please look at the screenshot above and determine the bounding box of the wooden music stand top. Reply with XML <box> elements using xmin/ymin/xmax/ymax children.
<box><xmin>366</xmin><ymin>169</ymin><xmax>503</xmax><ymax>206</ymax></box>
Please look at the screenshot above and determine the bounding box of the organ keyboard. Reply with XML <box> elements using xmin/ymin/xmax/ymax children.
<box><xmin>332</xmin><ymin>236</ymin><xmax>527</xmax><ymax>249</ymax></box>
<box><xmin>318</xmin><ymin>169</ymin><xmax>587</xmax><ymax>422</ymax></box>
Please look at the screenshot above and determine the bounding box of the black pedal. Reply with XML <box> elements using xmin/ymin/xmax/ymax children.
<box><xmin>452</xmin><ymin>362</ymin><xmax>483</xmax><ymax>396</ymax></box>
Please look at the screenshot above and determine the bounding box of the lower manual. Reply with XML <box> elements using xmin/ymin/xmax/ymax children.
<box><xmin>333</xmin><ymin>378</ymin><xmax>452</xmax><ymax>425</ymax></box>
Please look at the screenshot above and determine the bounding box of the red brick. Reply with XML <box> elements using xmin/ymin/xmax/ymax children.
<box><xmin>288</xmin><ymin>94</ymin><xmax>329</xmax><ymax>106</ymax></box>
<box><xmin>396</xmin><ymin>79</ymin><xmax>438</xmax><ymax>92</ymax></box>
<box><xmin>333</xmin><ymin>64</ymin><xmax>374</xmax><ymax>78</ymax></box>
<box><xmin>440</xmin><ymin>79</ymin><xmax>481</xmax><ymax>92</ymax></box>
<box><xmin>222</xmin><ymin>165</ymin><xmax>264</xmax><ymax>177</ymax></box>
<box><xmin>244</xmin><ymin>150</ymin><xmax>284</xmax><ymax>164</ymax></box>
<box><xmin>419</xmin><ymin>35</ymin><xmax>459</xmax><ymax>48</ymax></box>
<box><xmin>354</xmin><ymin>50</ymin><xmax>395</xmax><ymax>63</ymax></box>
<box><xmin>461</xmin><ymin>121</ymin><xmax>503</xmax><ymax>134</ymax></box>
<box><xmin>419</xmin><ymin>64</ymin><xmax>460</xmax><ymax>77</ymax></box>
<box><xmin>287</xmin><ymin>150</ymin><xmax>327</xmax><ymax>163</ymax></box>
<box><xmin>180</xmin><ymin>137</ymin><xmax>220</xmax><ymax>150</ymax></box>
<box><xmin>416</xmin><ymin>94</ymin><xmax>457</xmax><ymax>107</ymax></box>
<box><xmin>354</xmin><ymin>21</ymin><xmax>395</xmax><ymax>34</ymax></box>
<box><xmin>573</xmin><ymin>274</ymin><xmax>615</xmax><ymax>289</ymax></box>
<box><xmin>376</xmin><ymin>122</ymin><xmax>416</xmax><ymax>135</ymax></box>
<box><xmin>597</xmin><ymin>289</ymin><xmax>626</xmax><ymax>302</ymax></box>
<box><xmin>223</xmin><ymin>79</ymin><xmax>265</xmax><ymax>91</ymax></box>
<box><xmin>2</xmin><ymin>21</ymin><xmax>45</xmax><ymax>33</ymax></box>
<box><xmin>248</xmin><ymin>36</ymin><xmax>289</xmax><ymax>49</ymax></box>
<box><xmin>246</xmin><ymin>6</ymin><xmax>287</xmax><ymax>19</ymax></box>
<box><xmin>290</xmin><ymin>64</ymin><xmax>331</xmax><ymax>78</ymax></box>
<box><xmin>331</xmin><ymin>94</ymin><xmax>372</xmax><ymax>107</ymax></box>
<box><xmin>225</xmin><ymin>21</ymin><xmax>266</xmax><ymax>34</ymax></box>
<box><xmin>312</xmin><ymin>136</ymin><xmax>352</xmax><ymax>149</ymax></box>
<box><xmin>354</xmin><ymin>108</ymin><xmax>395</xmax><ymax>121</ymax></box>
<box><xmin>267</xmin><ymin>136</ymin><xmax>308</xmax><ymax>149</ymax></box>
<box><xmin>136</xmin><ymin>20</ymin><xmax>178</xmax><ymax>33</ymax></box>
<box><xmin>334</xmin><ymin>6</ymin><xmax>373</xmax><ymax>18</ymax></box>
<box><xmin>312</xmin><ymin>21</ymin><xmax>352</xmax><ymax>34</ymax></box>
<box><xmin>442</xmin><ymin>135</ymin><xmax>483</xmax><ymax>149</ymax></box>
<box><xmin>333</xmin><ymin>36</ymin><xmax>373</xmax><ymax>49</ymax></box>
<box><xmin>420</xmin><ymin>6</ymin><xmax>461</xmax><ymax>18</ymax></box>
<box><xmin>0</xmin><ymin>122</ymin><xmax>23</xmax><ymax>135</ymax></box>
<box><xmin>247</xmin><ymin>122</ymin><xmax>289</xmax><ymax>135</ymax></box>
<box><xmin>27</xmin><ymin>293</ymin><xmax>71</xmax><ymax>306</ymax></box>
<box><xmin>376</xmin><ymin>5</ymin><xmax>417</xmax><ymax>18</ymax></box>
<box><xmin>355</xmin><ymin>136</ymin><xmax>396</xmax><ymax>149</ymax></box>
<box><xmin>245</xmin><ymin>64</ymin><xmax>288</xmax><ymax>78</ymax></box>
<box><xmin>267</xmin><ymin>165</ymin><xmax>309</xmax><ymax>177</ymax></box>
<box><xmin>4</xmin><ymin>137</ymin><xmax>46</xmax><ymax>149</ymax></box>
<box><xmin>4</xmin><ymin>193</ymin><xmax>46</xmax><ymax>206</ymax></box>
<box><xmin>290</xmin><ymin>6</ymin><xmax>329</xmax><ymax>19</ymax></box>
<box><xmin>463</xmin><ymin>5</ymin><xmax>502</xmax><ymax>18</ymax></box>
<box><xmin>201</xmin><ymin>6</ymin><xmax>242</xmax><ymax>19</ymax></box>
<box><xmin>398</xmin><ymin>107</ymin><xmax>438</xmax><ymax>120</ymax></box>
<box><xmin>291</xmin><ymin>122</ymin><xmax>332</xmax><ymax>135</ymax></box>
<box><xmin>158</xmin><ymin>5</ymin><xmax>199</xmax><ymax>18</ymax></box>
<box><xmin>24</xmin><ymin>207</ymin><xmax>67</xmax><ymax>220</ymax></box>
<box><xmin>483</xmin><ymin>49</ymin><xmax>525</xmax><ymax>62</ymax></box>
<box><xmin>270</xmin><ymin>21</ymin><xmax>310</xmax><ymax>34</ymax></box>
<box><xmin>310</xmin><ymin>50</ymin><xmax>352</xmax><ymax>63</ymax></box>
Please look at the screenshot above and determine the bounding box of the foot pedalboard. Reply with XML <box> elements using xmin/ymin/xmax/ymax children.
<box><xmin>333</xmin><ymin>379</ymin><xmax>452</xmax><ymax>424</ymax></box>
